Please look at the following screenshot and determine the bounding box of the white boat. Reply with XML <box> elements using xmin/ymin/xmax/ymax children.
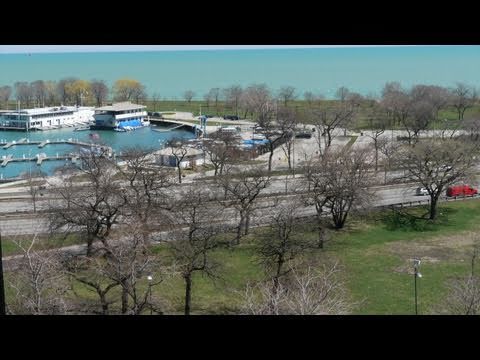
<box><xmin>74</xmin><ymin>126</ymin><xmax>91</xmax><ymax>131</ymax></box>
<box><xmin>113</xmin><ymin>128</ymin><xmax>127</xmax><ymax>132</ymax></box>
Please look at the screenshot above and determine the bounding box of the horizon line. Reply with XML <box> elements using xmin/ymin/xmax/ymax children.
<box><xmin>0</xmin><ymin>45</ymin><xmax>428</xmax><ymax>54</ymax></box>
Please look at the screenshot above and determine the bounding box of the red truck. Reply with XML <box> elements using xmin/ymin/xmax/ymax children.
<box><xmin>446</xmin><ymin>185</ymin><xmax>478</xmax><ymax>197</ymax></box>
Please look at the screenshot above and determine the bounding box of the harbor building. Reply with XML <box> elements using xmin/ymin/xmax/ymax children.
<box><xmin>0</xmin><ymin>106</ymin><xmax>95</xmax><ymax>131</ymax></box>
<box><xmin>155</xmin><ymin>146</ymin><xmax>205</xmax><ymax>168</ymax></box>
<box><xmin>92</xmin><ymin>102</ymin><xmax>148</xmax><ymax>130</ymax></box>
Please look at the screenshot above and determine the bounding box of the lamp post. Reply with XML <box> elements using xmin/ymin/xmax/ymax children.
<box><xmin>413</xmin><ymin>258</ymin><xmax>422</xmax><ymax>315</ymax></box>
<box><xmin>147</xmin><ymin>275</ymin><xmax>153</xmax><ymax>315</ymax></box>
<box><xmin>0</xmin><ymin>229</ymin><xmax>6</xmax><ymax>315</ymax></box>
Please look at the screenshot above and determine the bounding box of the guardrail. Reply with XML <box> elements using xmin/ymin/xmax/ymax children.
<box><xmin>378</xmin><ymin>193</ymin><xmax>480</xmax><ymax>210</ymax></box>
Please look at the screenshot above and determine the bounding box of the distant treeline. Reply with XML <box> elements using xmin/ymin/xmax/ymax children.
<box><xmin>0</xmin><ymin>79</ymin><xmax>478</xmax><ymax>124</ymax></box>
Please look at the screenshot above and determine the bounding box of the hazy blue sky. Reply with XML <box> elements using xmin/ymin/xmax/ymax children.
<box><xmin>0</xmin><ymin>45</ymin><xmax>417</xmax><ymax>53</ymax></box>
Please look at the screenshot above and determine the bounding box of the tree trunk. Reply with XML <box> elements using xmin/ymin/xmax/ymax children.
<box><xmin>268</xmin><ymin>145</ymin><xmax>274</xmax><ymax>172</ymax></box>
<box><xmin>235</xmin><ymin>212</ymin><xmax>245</xmax><ymax>245</ymax></box>
<box><xmin>244</xmin><ymin>213</ymin><xmax>250</xmax><ymax>236</ymax></box>
<box><xmin>184</xmin><ymin>274</ymin><xmax>192</xmax><ymax>315</ymax></box>
<box><xmin>100</xmin><ymin>293</ymin><xmax>109</xmax><ymax>315</ymax></box>
<box><xmin>86</xmin><ymin>234</ymin><xmax>94</xmax><ymax>257</ymax></box>
<box><xmin>317</xmin><ymin>223</ymin><xmax>324</xmax><ymax>249</ymax></box>
<box><xmin>429</xmin><ymin>196</ymin><xmax>438</xmax><ymax>220</ymax></box>
<box><xmin>177</xmin><ymin>165</ymin><xmax>182</xmax><ymax>184</ymax></box>
<box><xmin>326</xmin><ymin>130</ymin><xmax>332</xmax><ymax>147</ymax></box>
<box><xmin>121</xmin><ymin>285</ymin><xmax>129</xmax><ymax>314</ymax></box>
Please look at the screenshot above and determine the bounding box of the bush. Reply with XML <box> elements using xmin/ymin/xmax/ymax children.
<box><xmin>383</xmin><ymin>210</ymin><xmax>430</xmax><ymax>231</ymax></box>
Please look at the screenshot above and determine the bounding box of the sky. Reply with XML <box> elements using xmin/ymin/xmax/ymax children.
<box><xmin>0</xmin><ymin>45</ymin><xmax>417</xmax><ymax>54</ymax></box>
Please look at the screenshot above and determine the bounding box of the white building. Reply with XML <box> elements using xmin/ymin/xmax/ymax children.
<box><xmin>155</xmin><ymin>146</ymin><xmax>205</xmax><ymax>169</ymax></box>
<box><xmin>0</xmin><ymin>106</ymin><xmax>95</xmax><ymax>130</ymax></box>
<box><xmin>93</xmin><ymin>102</ymin><xmax>148</xmax><ymax>130</ymax></box>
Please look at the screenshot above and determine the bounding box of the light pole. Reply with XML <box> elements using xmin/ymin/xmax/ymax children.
<box><xmin>0</xmin><ymin>229</ymin><xmax>6</xmax><ymax>315</ymax></box>
<box><xmin>413</xmin><ymin>258</ymin><xmax>422</xmax><ymax>315</ymax></box>
<box><xmin>147</xmin><ymin>275</ymin><xmax>153</xmax><ymax>315</ymax></box>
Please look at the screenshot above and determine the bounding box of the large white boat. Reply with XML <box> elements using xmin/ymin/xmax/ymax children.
<box><xmin>0</xmin><ymin>105</ymin><xmax>95</xmax><ymax>131</ymax></box>
<box><xmin>92</xmin><ymin>102</ymin><xmax>148</xmax><ymax>130</ymax></box>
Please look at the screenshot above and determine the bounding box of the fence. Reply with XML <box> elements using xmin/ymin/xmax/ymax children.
<box><xmin>378</xmin><ymin>193</ymin><xmax>480</xmax><ymax>210</ymax></box>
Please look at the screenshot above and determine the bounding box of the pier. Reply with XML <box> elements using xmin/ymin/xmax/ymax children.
<box><xmin>0</xmin><ymin>138</ymin><xmax>108</xmax><ymax>150</ymax></box>
<box><xmin>3</xmin><ymin>138</ymin><xmax>28</xmax><ymax>149</ymax></box>
<box><xmin>1</xmin><ymin>154</ymin><xmax>82</xmax><ymax>167</ymax></box>
<box><xmin>0</xmin><ymin>137</ymin><xmax>113</xmax><ymax>168</ymax></box>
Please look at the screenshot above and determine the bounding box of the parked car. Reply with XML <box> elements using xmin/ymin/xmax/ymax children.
<box><xmin>223</xmin><ymin>115</ymin><xmax>240</xmax><ymax>120</ymax></box>
<box><xmin>295</xmin><ymin>132</ymin><xmax>312</xmax><ymax>139</ymax></box>
<box><xmin>446</xmin><ymin>185</ymin><xmax>478</xmax><ymax>197</ymax></box>
<box><xmin>416</xmin><ymin>187</ymin><xmax>428</xmax><ymax>196</ymax></box>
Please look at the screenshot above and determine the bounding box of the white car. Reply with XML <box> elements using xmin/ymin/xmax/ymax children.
<box><xmin>416</xmin><ymin>187</ymin><xmax>428</xmax><ymax>196</ymax></box>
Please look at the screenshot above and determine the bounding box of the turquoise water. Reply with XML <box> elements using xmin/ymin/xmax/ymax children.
<box><xmin>1</xmin><ymin>46</ymin><xmax>480</xmax><ymax>99</ymax></box>
<box><xmin>0</xmin><ymin>127</ymin><xmax>194</xmax><ymax>179</ymax></box>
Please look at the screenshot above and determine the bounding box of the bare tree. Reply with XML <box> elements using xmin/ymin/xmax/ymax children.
<box><xmin>256</xmin><ymin>201</ymin><xmax>314</xmax><ymax>293</ymax></box>
<box><xmin>277</xmin><ymin>106</ymin><xmax>298</xmax><ymax>171</ymax></box>
<box><xmin>335</xmin><ymin>86</ymin><xmax>351</xmax><ymax>102</ymax></box>
<box><xmin>44</xmin><ymin>81</ymin><xmax>57</xmax><ymax>106</ymax></box>
<box><xmin>450</xmin><ymin>82</ymin><xmax>478</xmax><ymax>121</ymax></box>
<box><xmin>310</xmin><ymin>88</ymin><xmax>360</xmax><ymax>150</ymax></box>
<box><xmin>14</xmin><ymin>81</ymin><xmax>34</xmax><ymax>108</ymax></box>
<box><xmin>22</xmin><ymin>169</ymin><xmax>45</xmax><ymax>213</ymax></box>
<box><xmin>217</xmin><ymin>167</ymin><xmax>270</xmax><ymax>244</ymax></box>
<box><xmin>223</xmin><ymin>85</ymin><xmax>243</xmax><ymax>117</ymax></box>
<box><xmin>254</xmin><ymin>103</ymin><xmax>297</xmax><ymax>172</ymax></box>
<box><xmin>119</xmin><ymin>147</ymin><xmax>174</xmax><ymax>242</ymax></box>
<box><xmin>278</xmin><ymin>86</ymin><xmax>297</xmax><ymax>106</ymax></box>
<box><xmin>305</xmin><ymin>147</ymin><xmax>374</xmax><ymax>230</ymax></box>
<box><xmin>435</xmin><ymin>239</ymin><xmax>480</xmax><ymax>315</ymax></box>
<box><xmin>241</xmin><ymin>83</ymin><xmax>273</xmax><ymax>122</ymax></box>
<box><xmin>396</xmin><ymin>138</ymin><xmax>479</xmax><ymax>220</ymax></box>
<box><xmin>56</xmin><ymin>77</ymin><xmax>77</xmax><ymax>105</ymax></box>
<box><xmin>0</xmin><ymin>85</ymin><xmax>12</xmax><ymax>109</ymax></box>
<box><xmin>30</xmin><ymin>80</ymin><xmax>47</xmax><ymax>107</ymax></box>
<box><xmin>183</xmin><ymin>90</ymin><xmax>195</xmax><ymax>103</ymax></box>
<box><xmin>206</xmin><ymin>88</ymin><xmax>221</xmax><ymax>114</ymax></box>
<box><xmin>90</xmin><ymin>79</ymin><xmax>109</xmax><ymax>107</ymax></box>
<box><xmin>168</xmin><ymin>187</ymin><xmax>229</xmax><ymax>315</ymax></box>
<box><xmin>7</xmin><ymin>235</ymin><xmax>69</xmax><ymax>315</ymax></box>
<box><xmin>64</xmin><ymin>254</ymin><xmax>121</xmax><ymax>315</ymax></box>
<box><xmin>378</xmin><ymin>137</ymin><xmax>401</xmax><ymax>185</ymax></box>
<box><xmin>242</xmin><ymin>263</ymin><xmax>352</xmax><ymax>315</ymax></box>
<box><xmin>365</xmin><ymin>106</ymin><xmax>389</xmax><ymax>172</ymax></box>
<box><xmin>203</xmin><ymin>131</ymin><xmax>241</xmax><ymax>176</ymax></box>
<box><xmin>132</xmin><ymin>84</ymin><xmax>147</xmax><ymax>104</ymax></box>
<box><xmin>165</xmin><ymin>138</ymin><xmax>190</xmax><ymax>183</ymax></box>
<box><xmin>99</xmin><ymin>228</ymin><xmax>166</xmax><ymax>315</ymax></box>
<box><xmin>462</xmin><ymin>117</ymin><xmax>480</xmax><ymax>141</ymax></box>
<box><xmin>49</xmin><ymin>149</ymin><xmax>127</xmax><ymax>256</ymax></box>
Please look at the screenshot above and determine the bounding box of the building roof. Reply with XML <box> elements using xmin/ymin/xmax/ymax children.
<box><xmin>155</xmin><ymin>146</ymin><xmax>203</xmax><ymax>157</ymax></box>
<box><xmin>96</xmin><ymin>102</ymin><xmax>146</xmax><ymax>112</ymax></box>
<box><xmin>0</xmin><ymin>106</ymin><xmax>94</xmax><ymax>116</ymax></box>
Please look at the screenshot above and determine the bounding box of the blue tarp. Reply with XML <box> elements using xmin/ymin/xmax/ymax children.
<box><xmin>118</xmin><ymin>119</ymin><xmax>142</xmax><ymax>128</ymax></box>
<box><xmin>243</xmin><ymin>139</ymin><xmax>269</xmax><ymax>145</ymax></box>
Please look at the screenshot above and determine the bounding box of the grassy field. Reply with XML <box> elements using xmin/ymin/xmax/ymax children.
<box><xmin>3</xmin><ymin>197</ymin><xmax>480</xmax><ymax>314</ymax></box>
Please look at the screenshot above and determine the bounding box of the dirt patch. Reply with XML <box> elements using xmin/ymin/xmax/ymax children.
<box><xmin>386</xmin><ymin>231</ymin><xmax>480</xmax><ymax>273</ymax></box>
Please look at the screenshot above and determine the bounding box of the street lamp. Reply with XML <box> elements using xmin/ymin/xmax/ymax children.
<box><xmin>413</xmin><ymin>258</ymin><xmax>422</xmax><ymax>315</ymax></box>
<box><xmin>147</xmin><ymin>275</ymin><xmax>153</xmax><ymax>315</ymax></box>
<box><xmin>0</xmin><ymin>229</ymin><xmax>6</xmax><ymax>315</ymax></box>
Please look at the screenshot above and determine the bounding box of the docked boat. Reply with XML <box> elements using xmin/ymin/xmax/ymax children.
<box><xmin>74</xmin><ymin>126</ymin><xmax>91</xmax><ymax>131</ymax></box>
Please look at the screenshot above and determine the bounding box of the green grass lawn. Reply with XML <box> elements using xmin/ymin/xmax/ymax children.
<box><xmin>1</xmin><ymin>233</ymin><xmax>83</xmax><ymax>257</ymax></box>
<box><xmin>4</xmin><ymin>199</ymin><xmax>480</xmax><ymax>314</ymax></box>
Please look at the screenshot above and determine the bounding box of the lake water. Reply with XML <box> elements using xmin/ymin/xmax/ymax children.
<box><xmin>1</xmin><ymin>46</ymin><xmax>480</xmax><ymax>99</ymax></box>
<box><xmin>0</xmin><ymin>127</ymin><xmax>194</xmax><ymax>179</ymax></box>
